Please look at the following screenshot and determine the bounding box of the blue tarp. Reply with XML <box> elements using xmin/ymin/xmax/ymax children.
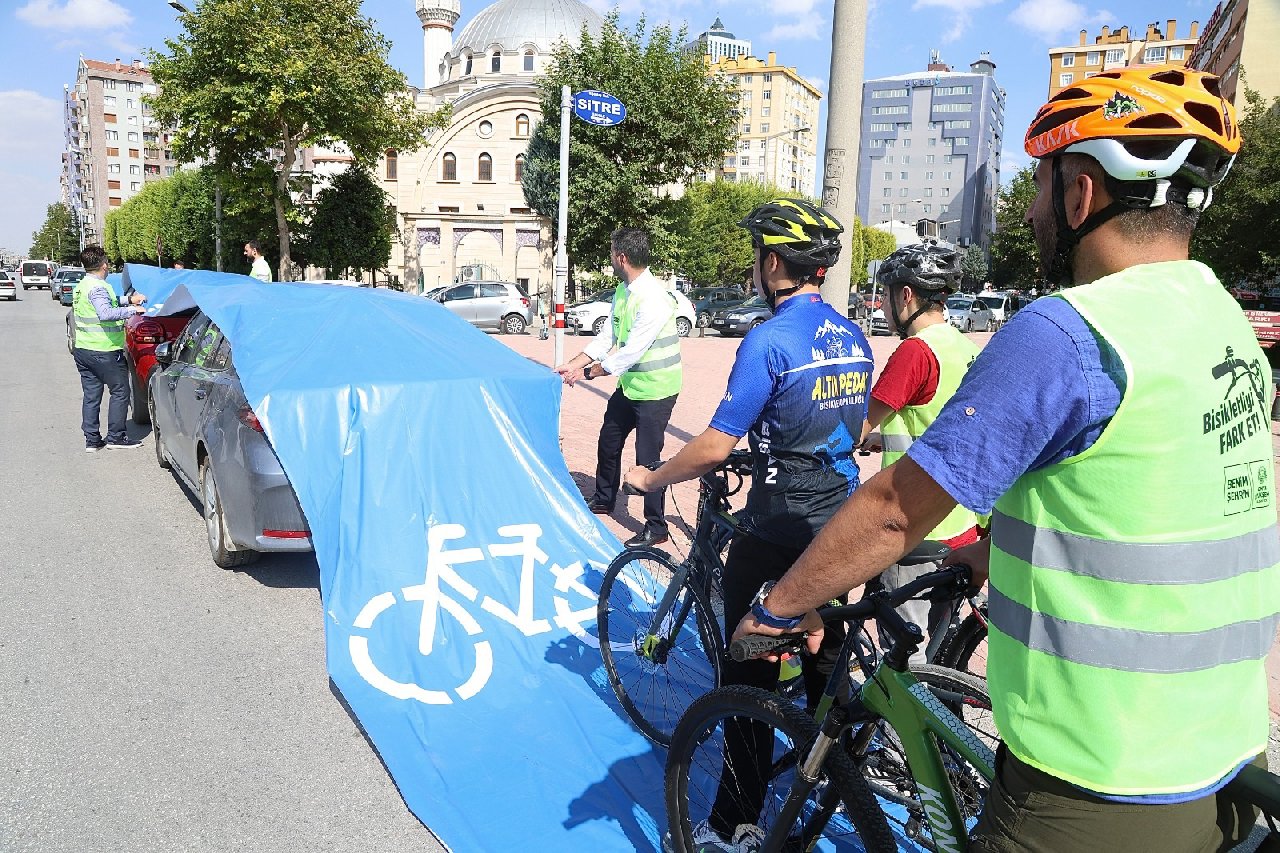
<box><xmin>153</xmin><ymin>271</ymin><xmax>670</xmax><ymax>850</ymax></box>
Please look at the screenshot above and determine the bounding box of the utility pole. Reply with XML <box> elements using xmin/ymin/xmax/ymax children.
<box><xmin>819</xmin><ymin>0</ymin><xmax>868</xmax><ymax>315</ymax></box>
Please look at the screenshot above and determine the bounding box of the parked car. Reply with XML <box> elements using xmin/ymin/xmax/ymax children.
<box><xmin>149</xmin><ymin>311</ymin><xmax>311</xmax><ymax>568</ymax></box>
<box><xmin>126</xmin><ymin>308</ymin><xmax>198</xmax><ymax>424</ymax></box>
<box><xmin>19</xmin><ymin>260</ymin><xmax>55</xmax><ymax>290</ymax></box>
<box><xmin>712</xmin><ymin>295</ymin><xmax>773</xmax><ymax>337</ymax></box>
<box><xmin>976</xmin><ymin>291</ymin><xmax>1023</xmax><ymax>326</ymax></box>
<box><xmin>0</xmin><ymin>270</ymin><xmax>16</xmax><ymax>301</ymax></box>
<box><xmin>565</xmin><ymin>288</ymin><xmax>696</xmax><ymax>338</ymax></box>
<box><xmin>945</xmin><ymin>294</ymin><xmax>994</xmax><ymax>332</ymax></box>
<box><xmin>433</xmin><ymin>280</ymin><xmax>532</xmax><ymax>334</ymax></box>
<box><xmin>687</xmin><ymin>286</ymin><xmax>749</xmax><ymax>328</ymax></box>
<box><xmin>848</xmin><ymin>290</ymin><xmax>868</xmax><ymax>320</ymax></box>
<box><xmin>870</xmin><ymin>308</ymin><xmax>891</xmax><ymax>336</ymax></box>
<box><xmin>52</xmin><ymin>267</ymin><xmax>85</xmax><ymax>303</ymax></box>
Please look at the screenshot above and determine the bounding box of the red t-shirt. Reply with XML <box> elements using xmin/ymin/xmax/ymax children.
<box><xmin>871</xmin><ymin>335</ymin><xmax>978</xmax><ymax>548</ymax></box>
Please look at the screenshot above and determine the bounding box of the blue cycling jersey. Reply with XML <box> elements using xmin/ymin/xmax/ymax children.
<box><xmin>711</xmin><ymin>293</ymin><xmax>874</xmax><ymax>548</ymax></box>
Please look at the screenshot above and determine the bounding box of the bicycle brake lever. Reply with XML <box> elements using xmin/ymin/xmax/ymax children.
<box><xmin>730</xmin><ymin>633</ymin><xmax>807</xmax><ymax>662</ymax></box>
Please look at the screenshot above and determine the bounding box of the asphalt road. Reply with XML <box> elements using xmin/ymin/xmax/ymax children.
<box><xmin>0</xmin><ymin>293</ymin><xmax>444</xmax><ymax>851</ymax></box>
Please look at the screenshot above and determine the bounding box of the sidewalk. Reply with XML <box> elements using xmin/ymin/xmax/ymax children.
<box><xmin>501</xmin><ymin>328</ymin><xmax>1280</xmax><ymax>720</ymax></box>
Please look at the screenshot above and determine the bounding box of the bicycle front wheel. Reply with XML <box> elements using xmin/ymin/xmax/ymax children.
<box><xmin>598</xmin><ymin>547</ymin><xmax>723</xmax><ymax>746</ymax></box>
<box><xmin>667</xmin><ymin>685</ymin><xmax>895</xmax><ymax>853</ymax></box>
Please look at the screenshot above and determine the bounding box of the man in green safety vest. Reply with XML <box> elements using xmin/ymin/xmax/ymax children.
<box><xmin>859</xmin><ymin>242</ymin><xmax>982</xmax><ymax>665</ymax></box>
<box><xmin>732</xmin><ymin>66</ymin><xmax>1278</xmax><ymax>850</ymax></box>
<box><xmin>555</xmin><ymin>228</ymin><xmax>681</xmax><ymax>548</ymax></box>
<box><xmin>71</xmin><ymin>245</ymin><xmax>148</xmax><ymax>451</ymax></box>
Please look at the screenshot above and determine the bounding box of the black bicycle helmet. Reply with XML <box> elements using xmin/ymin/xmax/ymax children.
<box><xmin>738</xmin><ymin>198</ymin><xmax>844</xmax><ymax>270</ymax></box>
<box><xmin>876</xmin><ymin>243</ymin><xmax>961</xmax><ymax>298</ymax></box>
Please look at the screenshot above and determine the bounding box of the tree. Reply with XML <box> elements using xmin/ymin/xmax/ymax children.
<box><xmin>523</xmin><ymin>15</ymin><xmax>738</xmax><ymax>274</ymax></box>
<box><xmin>1192</xmin><ymin>85</ymin><xmax>1280</xmax><ymax>285</ymax></box>
<box><xmin>855</xmin><ymin>224</ymin><xmax>897</xmax><ymax>289</ymax></box>
<box><xmin>148</xmin><ymin>0</ymin><xmax>449</xmax><ymax>280</ymax></box>
<box><xmin>305</xmin><ymin>167</ymin><xmax>396</xmax><ymax>280</ymax></box>
<box><xmin>29</xmin><ymin>203</ymin><xmax>83</xmax><ymax>265</ymax></box>
<box><xmin>960</xmin><ymin>244</ymin><xmax>989</xmax><ymax>291</ymax></box>
<box><xmin>988</xmin><ymin>164</ymin><xmax>1040</xmax><ymax>288</ymax></box>
<box><xmin>668</xmin><ymin>180</ymin><xmax>781</xmax><ymax>286</ymax></box>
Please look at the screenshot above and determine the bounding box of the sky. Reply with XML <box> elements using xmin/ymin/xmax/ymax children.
<box><xmin>0</xmin><ymin>0</ymin><xmax>1218</xmax><ymax>254</ymax></box>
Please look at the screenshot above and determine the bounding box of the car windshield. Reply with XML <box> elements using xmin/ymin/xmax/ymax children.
<box><xmin>946</xmin><ymin>297</ymin><xmax>973</xmax><ymax>310</ymax></box>
<box><xmin>735</xmin><ymin>297</ymin><xmax>767</xmax><ymax>310</ymax></box>
<box><xmin>978</xmin><ymin>296</ymin><xmax>1003</xmax><ymax>309</ymax></box>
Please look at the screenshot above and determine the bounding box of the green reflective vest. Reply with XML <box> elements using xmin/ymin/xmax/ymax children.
<box><xmin>880</xmin><ymin>321</ymin><xmax>980</xmax><ymax>541</ymax></box>
<box><xmin>988</xmin><ymin>260</ymin><xmax>1280</xmax><ymax>796</ymax></box>
<box><xmin>611</xmin><ymin>283</ymin><xmax>682</xmax><ymax>401</ymax></box>
<box><xmin>72</xmin><ymin>275</ymin><xmax>126</xmax><ymax>352</ymax></box>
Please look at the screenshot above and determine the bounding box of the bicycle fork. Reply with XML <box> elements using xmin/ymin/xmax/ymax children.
<box><xmin>637</xmin><ymin>563</ymin><xmax>696</xmax><ymax>664</ymax></box>
<box><xmin>761</xmin><ymin>708</ymin><xmax>849</xmax><ymax>852</ymax></box>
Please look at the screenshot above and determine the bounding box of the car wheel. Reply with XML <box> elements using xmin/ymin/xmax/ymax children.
<box><xmin>750</xmin><ymin>319</ymin><xmax>764</xmax><ymax>331</ymax></box>
<box><xmin>131</xmin><ymin>366</ymin><xmax>150</xmax><ymax>425</ymax></box>
<box><xmin>592</xmin><ymin>316</ymin><xmax>607</xmax><ymax>336</ymax></box>
<box><xmin>697</xmin><ymin>312</ymin><xmax>711</xmax><ymax>328</ymax></box>
<box><xmin>675</xmin><ymin>317</ymin><xmax>692</xmax><ymax>338</ymax></box>
<box><xmin>201</xmin><ymin>459</ymin><xmax>256</xmax><ymax>569</ymax></box>
<box><xmin>502</xmin><ymin>313</ymin><xmax>527</xmax><ymax>335</ymax></box>
<box><xmin>150</xmin><ymin>396</ymin><xmax>170</xmax><ymax>470</ymax></box>
<box><xmin>963</xmin><ymin>319</ymin><xmax>972</xmax><ymax>333</ymax></box>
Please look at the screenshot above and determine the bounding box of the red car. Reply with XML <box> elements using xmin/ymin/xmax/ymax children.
<box><xmin>126</xmin><ymin>310</ymin><xmax>196</xmax><ymax>424</ymax></box>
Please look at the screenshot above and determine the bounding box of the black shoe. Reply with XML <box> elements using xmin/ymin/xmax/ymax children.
<box><xmin>586</xmin><ymin>499</ymin><xmax>614</xmax><ymax>515</ymax></box>
<box><xmin>624</xmin><ymin>529</ymin><xmax>669</xmax><ymax>548</ymax></box>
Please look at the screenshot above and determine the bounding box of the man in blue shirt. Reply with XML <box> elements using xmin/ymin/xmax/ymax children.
<box><xmin>625</xmin><ymin>198</ymin><xmax>872</xmax><ymax>851</ymax></box>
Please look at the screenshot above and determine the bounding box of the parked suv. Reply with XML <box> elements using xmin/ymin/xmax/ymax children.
<box><xmin>712</xmin><ymin>295</ymin><xmax>772</xmax><ymax>337</ymax></box>
<box><xmin>944</xmin><ymin>294</ymin><xmax>994</xmax><ymax>332</ymax></box>
<box><xmin>150</xmin><ymin>311</ymin><xmax>311</xmax><ymax>568</ymax></box>
<box><xmin>433</xmin><ymin>281</ymin><xmax>531</xmax><ymax>334</ymax></box>
<box><xmin>687</xmin><ymin>286</ymin><xmax>749</xmax><ymax>328</ymax></box>
<box><xmin>976</xmin><ymin>291</ymin><xmax>1023</xmax><ymax>327</ymax></box>
<box><xmin>565</xmin><ymin>289</ymin><xmax>696</xmax><ymax>337</ymax></box>
<box><xmin>52</xmin><ymin>267</ymin><xmax>85</xmax><ymax>303</ymax></box>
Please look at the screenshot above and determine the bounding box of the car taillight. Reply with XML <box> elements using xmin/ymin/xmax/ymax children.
<box><xmin>237</xmin><ymin>405</ymin><xmax>264</xmax><ymax>432</ymax></box>
<box><xmin>134</xmin><ymin>318</ymin><xmax>166</xmax><ymax>344</ymax></box>
<box><xmin>521</xmin><ymin>296</ymin><xmax>530</xmax><ymax>308</ymax></box>
<box><xmin>262</xmin><ymin>529</ymin><xmax>309</xmax><ymax>539</ymax></box>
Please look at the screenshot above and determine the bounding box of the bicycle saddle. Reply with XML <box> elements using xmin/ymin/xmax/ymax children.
<box><xmin>898</xmin><ymin>540</ymin><xmax>950</xmax><ymax>567</ymax></box>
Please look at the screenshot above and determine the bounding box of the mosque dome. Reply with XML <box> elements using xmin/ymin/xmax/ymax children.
<box><xmin>452</xmin><ymin>0</ymin><xmax>604</xmax><ymax>57</ymax></box>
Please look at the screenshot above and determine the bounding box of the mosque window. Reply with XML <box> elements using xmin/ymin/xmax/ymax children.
<box><xmin>491</xmin><ymin>52</ymin><xmax>501</xmax><ymax>73</ymax></box>
<box><xmin>523</xmin><ymin>51</ymin><xmax>535</xmax><ymax>72</ymax></box>
<box><xmin>478</xmin><ymin>120</ymin><xmax>494</xmax><ymax>138</ymax></box>
<box><xmin>463</xmin><ymin>54</ymin><xmax>473</xmax><ymax>76</ymax></box>
<box><xmin>515</xmin><ymin>154</ymin><xmax>525</xmax><ymax>183</ymax></box>
<box><xmin>385</xmin><ymin>149</ymin><xmax>397</xmax><ymax>180</ymax></box>
<box><xmin>515</xmin><ymin>113</ymin><xmax>530</xmax><ymax>137</ymax></box>
<box><xmin>442</xmin><ymin>152</ymin><xmax>457</xmax><ymax>181</ymax></box>
<box><xmin>477</xmin><ymin>152</ymin><xmax>492</xmax><ymax>182</ymax></box>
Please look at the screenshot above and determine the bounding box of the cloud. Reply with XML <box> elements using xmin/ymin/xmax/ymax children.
<box><xmin>1009</xmin><ymin>0</ymin><xmax>1111</xmax><ymax>43</ymax></box>
<box><xmin>15</xmin><ymin>0</ymin><xmax>132</xmax><ymax>30</ymax></box>
<box><xmin>0</xmin><ymin>91</ymin><xmax>64</xmax><ymax>252</ymax></box>
<box><xmin>763</xmin><ymin>19</ymin><xmax>826</xmax><ymax>42</ymax></box>
<box><xmin>911</xmin><ymin>0</ymin><xmax>1002</xmax><ymax>43</ymax></box>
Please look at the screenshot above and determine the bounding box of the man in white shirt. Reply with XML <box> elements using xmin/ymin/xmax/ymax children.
<box><xmin>555</xmin><ymin>228</ymin><xmax>683</xmax><ymax>547</ymax></box>
<box><xmin>244</xmin><ymin>240</ymin><xmax>272</xmax><ymax>282</ymax></box>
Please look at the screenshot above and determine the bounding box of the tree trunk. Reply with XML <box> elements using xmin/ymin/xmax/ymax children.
<box><xmin>275</xmin><ymin>127</ymin><xmax>298</xmax><ymax>281</ymax></box>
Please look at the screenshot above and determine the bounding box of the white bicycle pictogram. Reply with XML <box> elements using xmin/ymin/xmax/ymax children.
<box><xmin>348</xmin><ymin>522</ymin><xmax>603</xmax><ymax>705</ymax></box>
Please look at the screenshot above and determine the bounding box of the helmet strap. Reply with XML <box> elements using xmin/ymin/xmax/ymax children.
<box><xmin>1048</xmin><ymin>156</ymin><xmax>1130</xmax><ymax>288</ymax></box>
<box><xmin>757</xmin><ymin>247</ymin><xmax>807</xmax><ymax>311</ymax></box>
<box><xmin>886</xmin><ymin>282</ymin><xmax>931</xmax><ymax>340</ymax></box>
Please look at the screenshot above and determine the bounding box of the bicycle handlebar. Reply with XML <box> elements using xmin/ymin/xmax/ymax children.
<box><xmin>621</xmin><ymin>449</ymin><xmax>753</xmax><ymax>496</ymax></box>
<box><xmin>728</xmin><ymin>563</ymin><xmax>975</xmax><ymax>663</ymax></box>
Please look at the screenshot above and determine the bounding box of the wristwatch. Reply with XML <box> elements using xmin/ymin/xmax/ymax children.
<box><xmin>582</xmin><ymin>361</ymin><xmax>598</xmax><ymax>380</ymax></box>
<box><xmin>750</xmin><ymin>581</ymin><xmax>804</xmax><ymax>630</ymax></box>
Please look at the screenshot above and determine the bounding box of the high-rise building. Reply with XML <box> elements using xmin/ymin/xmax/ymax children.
<box><xmin>62</xmin><ymin>58</ymin><xmax>175</xmax><ymax>247</ymax></box>
<box><xmin>1188</xmin><ymin>0</ymin><xmax>1280</xmax><ymax>107</ymax></box>
<box><xmin>855</xmin><ymin>53</ymin><xmax>1004</xmax><ymax>249</ymax></box>
<box><xmin>686</xmin><ymin>17</ymin><xmax>750</xmax><ymax>63</ymax></box>
<box><xmin>1047</xmin><ymin>20</ymin><xmax>1201</xmax><ymax>99</ymax></box>
<box><xmin>704</xmin><ymin>51</ymin><xmax>822</xmax><ymax>197</ymax></box>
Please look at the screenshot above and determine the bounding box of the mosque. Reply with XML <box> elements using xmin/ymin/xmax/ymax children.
<box><xmin>379</xmin><ymin>0</ymin><xmax>605</xmax><ymax>296</ymax></box>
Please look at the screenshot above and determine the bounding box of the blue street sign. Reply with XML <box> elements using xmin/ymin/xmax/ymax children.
<box><xmin>572</xmin><ymin>90</ymin><xmax>627</xmax><ymax>126</ymax></box>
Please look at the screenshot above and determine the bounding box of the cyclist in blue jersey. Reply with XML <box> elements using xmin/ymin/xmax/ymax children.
<box><xmin>624</xmin><ymin>198</ymin><xmax>873</xmax><ymax>852</ymax></box>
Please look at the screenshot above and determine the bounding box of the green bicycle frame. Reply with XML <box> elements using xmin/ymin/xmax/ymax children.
<box><xmin>856</xmin><ymin>664</ymin><xmax>996</xmax><ymax>853</ymax></box>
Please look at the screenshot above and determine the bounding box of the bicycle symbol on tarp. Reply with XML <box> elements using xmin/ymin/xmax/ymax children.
<box><xmin>348</xmin><ymin>522</ymin><xmax>608</xmax><ymax>705</ymax></box>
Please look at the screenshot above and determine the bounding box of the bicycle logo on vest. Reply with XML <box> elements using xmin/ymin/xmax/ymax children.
<box><xmin>348</xmin><ymin>523</ymin><xmax>604</xmax><ymax>705</ymax></box>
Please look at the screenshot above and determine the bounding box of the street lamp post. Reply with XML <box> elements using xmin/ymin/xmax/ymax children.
<box><xmin>762</xmin><ymin>126</ymin><xmax>809</xmax><ymax>190</ymax></box>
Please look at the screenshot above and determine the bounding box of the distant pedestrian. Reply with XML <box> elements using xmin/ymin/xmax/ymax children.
<box><xmin>71</xmin><ymin>245</ymin><xmax>146</xmax><ymax>452</ymax></box>
<box><xmin>554</xmin><ymin>228</ymin><xmax>682</xmax><ymax>547</ymax></box>
<box><xmin>244</xmin><ymin>240</ymin><xmax>272</xmax><ymax>282</ymax></box>
<box><xmin>172</xmin><ymin>260</ymin><xmax>185</xmax><ymax>270</ymax></box>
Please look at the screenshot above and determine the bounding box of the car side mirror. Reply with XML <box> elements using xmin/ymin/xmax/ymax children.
<box><xmin>154</xmin><ymin>341</ymin><xmax>173</xmax><ymax>366</ymax></box>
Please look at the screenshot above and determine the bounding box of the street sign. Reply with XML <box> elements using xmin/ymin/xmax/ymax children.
<box><xmin>572</xmin><ymin>90</ymin><xmax>626</xmax><ymax>126</ymax></box>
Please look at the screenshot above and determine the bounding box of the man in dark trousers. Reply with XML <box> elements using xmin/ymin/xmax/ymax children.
<box><xmin>555</xmin><ymin>228</ymin><xmax>682</xmax><ymax>547</ymax></box>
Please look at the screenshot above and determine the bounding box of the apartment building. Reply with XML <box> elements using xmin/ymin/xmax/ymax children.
<box><xmin>685</xmin><ymin>17</ymin><xmax>751</xmax><ymax>64</ymax></box>
<box><xmin>1188</xmin><ymin>0</ymin><xmax>1280</xmax><ymax>106</ymax></box>
<box><xmin>855</xmin><ymin>53</ymin><xmax>1004</xmax><ymax>249</ymax></box>
<box><xmin>1047</xmin><ymin>20</ymin><xmax>1201</xmax><ymax>98</ymax></box>
<box><xmin>704</xmin><ymin>51</ymin><xmax>823</xmax><ymax>197</ymax></box>
<box><xmin>62</xmin><ymin>58</ymin><xmax>176</xmax><ymax>246</ymax></box>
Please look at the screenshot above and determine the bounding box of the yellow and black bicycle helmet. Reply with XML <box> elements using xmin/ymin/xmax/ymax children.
<box><xmin>739</xmin><ymin>198</ymin><xmax>844</xmax><ymax>270</ymax></box>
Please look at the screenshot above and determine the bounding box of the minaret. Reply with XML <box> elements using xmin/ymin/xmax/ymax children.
<box><xmin>417</xmin><ymin>0</ymin><xmax>461</xmax><ymax>89</ymax></box>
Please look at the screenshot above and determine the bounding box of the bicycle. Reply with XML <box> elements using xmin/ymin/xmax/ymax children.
<box><xmin>666</xmin><ymin>563</ymin><xmax>997</xmax><ymax>853</ymax></box>
<box><xmin>596</xmin><ymin>449</ymin><xmax>752</xmax><ymax>745</ymax></box>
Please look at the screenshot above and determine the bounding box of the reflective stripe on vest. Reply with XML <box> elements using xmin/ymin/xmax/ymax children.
<box><xmin>71</xmin><ymin>275</ymin><xmax>125</xmax><ymax>351</ymax></box>
<box><xmin>880</xmin><ymin>321</ymin><xmax>979</xmax><ymax>540</ymax></box>
<box><xmin>613</xmin><ymin>283</ymin><xmax>682</xmax><ymax>401</ymax></box>
<box><xmin>987</xmin><ymin>260</ymin><xmax>1280</xmax><ymax>796</ymax></box>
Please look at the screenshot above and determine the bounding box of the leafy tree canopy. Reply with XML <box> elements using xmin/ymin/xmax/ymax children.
<box><xmin>148</xmin><ymin>0</ymin><xmax>448</xmax><ymax>279</ymax></box>
<box><xmin>305</xmin><ymin>166</ymin><xmax>396</xmax><ymax>280</ymax></box>
<box><xmin>30</xmin><ymin>203</ymin><xmax>83</xmax><ymax>265</ymax></box>
<box><xmin>988</xmin><ymin>163</ymin><xmax>1040</xmax><ymax>288</ymax></box>
<box><xmin>668</xmin><ymin>180</ymin><xmax>781</xmax><ymax>287</ymax></box>
<box><xmin>523</xmin><ymin>14</ymin><xmax>738</xmax><ymax>273</ymax></box>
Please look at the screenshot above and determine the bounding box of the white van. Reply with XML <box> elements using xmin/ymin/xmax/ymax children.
<box><xmin>19</xmin><ymin>260</ymin><xmax>55</xmax><ymax>291</ymax></box>
<box><xmin>976</xmin><ymin>291</ymin><xmax>1024</xmax><ymax>326</ymax></box>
